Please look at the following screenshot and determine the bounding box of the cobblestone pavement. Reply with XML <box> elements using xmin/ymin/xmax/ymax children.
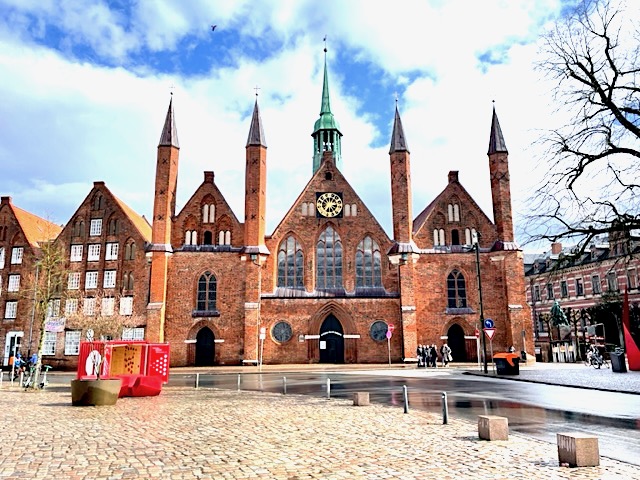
<box><xmin>1</xmin><ymin>385</ymin><xmax>640</xmax><ymax>480</ymax></box>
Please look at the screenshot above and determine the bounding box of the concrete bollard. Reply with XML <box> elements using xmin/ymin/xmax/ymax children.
<box><xmin>442</xmin><ymin>392</ymin><xmax>449</xmax><ymax>424</ymax></box>
<box><xmin>478</xmin><ymin>415</ymin><xmax>509</xmax><ymax>441</ymax></box>
<box><xmin>283</xmin><ymin>376</ymin><xmax>287</xmax><ymax>395</ymax></box>
<box><xmin>403</xmin><ymin>385</ymin><xmax>409</xmax><ymax>414</ymax></box>
<box><xmin>353</xmin><ymin>392</ymin><xmax>370</xmax><ymax>406</ymax></box>
<box><xmin>557</xmin><ymin>432</ymin><xmax>599</xmax><ymax>467</ymax></box>
<box><xmin>195</xmin><ymin>373</ymin><xmax>200</xmax><ymax>389</ymax></box>
<box><xmin>326</xmin><ymin>378</ymin><xmax>331</xmax><ymax>399</ymax></box>
<box><xmin>237</xmin><ymin>374</ymin><xmax>241</xmax><ymax>391</ymax></box>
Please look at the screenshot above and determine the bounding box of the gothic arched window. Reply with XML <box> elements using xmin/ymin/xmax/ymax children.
<box><xmin>196</xmin><ymin>271</ymin><xmax>217</xmax><ymax>311</ymax></box>
<box><xmin>277</xmin><ymin>236</ymin><xmax>304</xmax><ymax>288</ymax></box>
<box><xmin>316</xmin><ymin>226</ymin><xmax>343</xmax><ymax>289</ymax></box>
<box><xmin>356</xmin><ymin>236</ymin><xmax>382</xmax><ymax>288</ymax></box>
<box><xmin>447</xmin><ymin>270</ymin><xmax>467</xmax><ymax>308</ymax></box>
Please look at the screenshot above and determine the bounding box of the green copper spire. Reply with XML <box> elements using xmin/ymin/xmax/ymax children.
<box><xmin>312</xmin><ymin>43</ymin><xmax>342</xmax><ymax>173</ymax></box>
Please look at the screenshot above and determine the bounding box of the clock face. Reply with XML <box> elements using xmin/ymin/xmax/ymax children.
<box><xmin>316</xmin><ymin>192</ymin><xmax>343</xmax><ymax>218</ymax></box>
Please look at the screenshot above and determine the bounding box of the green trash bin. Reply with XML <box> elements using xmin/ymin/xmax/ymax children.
<box><xmin>610</xmin><ymin>350</ymin><xmax>627</xmax><ymax>373</ymax></box>
<box><xmin>494</xmin><ymin>353</ymin><xmax>520</xmax><ymax>375</ymax></box>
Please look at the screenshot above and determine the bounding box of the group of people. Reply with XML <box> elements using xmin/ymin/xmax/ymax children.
<box><xmin>417</xmin><ymin>343</ymin><xmax>452</xmax><ymax>368</ymax></box>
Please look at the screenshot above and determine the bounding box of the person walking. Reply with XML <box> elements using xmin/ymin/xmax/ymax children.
<box><xmin>429</xmin><ymin>344</ymin><xmax>438</xmax><ymax>368</ymax></box>
<box><xmin>416</xmin><ymin>344</ymin><xmax>424</xmax><ymax>368</ymax></box>
<box><xmin>440</xmin><ymin>342</ymin><xmax>452</xmax><ymax>367</ymax></box>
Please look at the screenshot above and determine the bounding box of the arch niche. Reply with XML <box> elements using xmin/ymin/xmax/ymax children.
<box><xmin>308</xmin><ymin>304</ymin><xmax>357</xmax><ymax>363</ymax></box>
<box><xmin>446</xmin><ymin>323</ymin><xmax>467</xmax><ymax>362</ymax></box>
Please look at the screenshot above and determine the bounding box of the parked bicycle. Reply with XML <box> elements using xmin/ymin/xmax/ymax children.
<box><xmin>21</xmin><ymin>364</ymin><xmax>52</xmax><ymax>390</ymax></box>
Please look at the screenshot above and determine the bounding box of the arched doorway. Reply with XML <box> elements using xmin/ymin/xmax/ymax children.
<box><xmin>195</xmin><ymin>327</ymin><xmax>215</xmax><ymax>366</ymax></box>
<box><xmin>446</xmin><ymin>323</ymin><xmax>467</xmax><ymax>362</ymax></box>
<box><xmin>319</xmin><ymin>315</ymin><xmax>344</xmax><ymax>363</ymax></box>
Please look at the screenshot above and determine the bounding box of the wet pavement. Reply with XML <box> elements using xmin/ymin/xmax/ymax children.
<box><xmin>0</xmin><ymin>361</ymin><xmax>639</xmax><ymax>479</ymax></box>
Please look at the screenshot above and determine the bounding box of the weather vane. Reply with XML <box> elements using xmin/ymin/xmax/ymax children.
<box><xmin>254</xmin><ymin>85</ymin><xmax>260</xmax><ymax>97</ymax></box>
<box><xmin>323</xmin><ymin>35</ymin><xmax>327</xmax><ymax>53</ymax></box>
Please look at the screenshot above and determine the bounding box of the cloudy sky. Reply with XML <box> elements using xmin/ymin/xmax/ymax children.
<box><xmin>0</xmin><ymin>0</ymin><xmax>600</xmax><ymax>251</ymax></box>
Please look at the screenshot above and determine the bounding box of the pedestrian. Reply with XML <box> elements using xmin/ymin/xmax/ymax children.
<box><xmin>422</xmin><ymin>346</ymin><xmax>429</xmax><ymax>368</ymax></box>
<box><xmin>440</xmin><ymin>342</ymin><xmax>452</xmax><ymax>367</ymax></box>
<box><xmin>508</xmin><ymin>345</ymin><xmax>515</xmax><ymax>353</ymax></box>
<box><xmin>416</xmin><ymin>344</ymin><xmax>424</xmax><ymax>368</ymax></box>
<box><xmin>430</xmin><ymin>344</ymin><xmax>438</xmax><ymax>367</ymax></box>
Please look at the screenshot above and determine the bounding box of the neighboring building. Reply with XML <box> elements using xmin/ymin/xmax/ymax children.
<box><xmin>524</xmin><ymin>232</ymin><xmax>640</xmax><ymax>362</ymax></box>
<box><xmin>1</xmin><ymin>52</ymin><xmax>532</xmax><ymax>369</ymax></box>
<box><xmin>0</xmin><ymin>196</ymin><xmax>62</xmax><ymax>367</ymax></box>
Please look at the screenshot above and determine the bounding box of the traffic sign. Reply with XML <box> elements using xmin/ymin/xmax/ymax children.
<box><xmin>484</xmin><ymin>327</ymin><xmax>496</xmax><ymax>340</ymax></box>
<box><xmin>474</xmin><ymin>328</ymin><xmax>480</xmax><ymax>338</ymax></box>
<box><xmin>388</xmin><ymin>324</ymin><xmax>395</xmax><ymax>332</ymax></box>
<box><xmin>484</xmin><ymin>318</ymin><xmax>494</xmax><ymax>329</ymax></box>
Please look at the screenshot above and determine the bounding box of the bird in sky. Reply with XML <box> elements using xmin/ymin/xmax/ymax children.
<box><xmin>211</xmin><ymin>25</ymin><xmax>217</xmax><ymax>31</ymax></box>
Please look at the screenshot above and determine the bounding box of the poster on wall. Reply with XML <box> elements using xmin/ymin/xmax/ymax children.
<box><xmin>319</xmin><ymin>341</ymin><xmax>326</xmax><ymax>350</ymax></box>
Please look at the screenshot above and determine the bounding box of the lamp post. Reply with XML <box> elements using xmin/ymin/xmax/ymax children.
<box><xmin>472</xmin><ymin>232</ymin><xmax>488</xmax><ymax>373</ymax></box>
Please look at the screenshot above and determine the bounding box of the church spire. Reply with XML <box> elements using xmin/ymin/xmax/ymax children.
<box><xmin>312</xmin><ymin>41</ymin><xmax>343</xmax><ymax>173</ymax></box>
<box><xmin>487</xmin><ymin>104</ymin><xmax>507</xmax><ymax>154</ymax></box>
<box><xmin>389</xmin><ymin>100</ymin><xmax>409</xmax><ymax>154</ymax></box>
<box><xmin>246</xmin><ymin>96</ymin><xmax>267</xmax><ymax>147</ymax></box>
<box><xmin>158</xmin><ymin>95</ymin><xmax>179</xmax><ymax>148</ymax></box>
<box><xmin>487</xmin><ymin>104</ymin><xmax>514</xmax><ymax>243</ymax></box>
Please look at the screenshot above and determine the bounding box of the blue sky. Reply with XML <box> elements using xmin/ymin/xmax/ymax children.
<box><xmin>0</xmin><ymin>0</ymin><xmax>602</xmax><ymax>251</ymax></box>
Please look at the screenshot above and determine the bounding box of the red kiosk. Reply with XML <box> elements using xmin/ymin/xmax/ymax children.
<box><xmin>76</xmin><ymin>340</ymin><xmax>170</xmax><ymax>397</ymax></box>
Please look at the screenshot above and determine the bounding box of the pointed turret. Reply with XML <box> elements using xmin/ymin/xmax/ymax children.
<box><xmin>148</xmin><ymin>95</ymin><xmax>180</xmax><ymax>342</ymax></box>
<box><xmin>487</xmin><ymin>105</ymin><xmax>514</xmax><ymax>243</ymax></box>
<box><xmin>158</xmin><ymin>96</ymin><xmax>179</xmax><ymax>148</ymax></box>
<box><xmin>246</xmin><ymin>98</ymin><xmax>267</xmax><ymax>147</ymax></box>
<box><xmin>312</xmin><ymin>47</ymin><xmax>343</xmax><ymax>173</ymax></box>
<box><xmin>389</xmin><ymin>102</ymin><xmax>413</xmax><ymax>244</ymax></box>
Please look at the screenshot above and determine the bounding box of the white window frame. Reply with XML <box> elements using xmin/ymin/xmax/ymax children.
<box><xmin>101</xmin><ymin>297</ymin><xmax>115</xmax><ymax>316</ymax></box>
<box><xmin>119</xmin><ymin>296</ymin><xmax>134</xmax><ymax>315</ymax></box>
<box><xmin>7</xmin><ymin>274</ymin><xmax>20</xmax><ymax>292</ymax></box>
<box><xmin>90</xmin><ymin>218</ymin><xmax>102</xmax><ymax>236</ymax></box>
<box><xmin>65</xmin><ymin>298</ymin><xmax>78</xmax><ymax>316</ymax></box>
<box><xmin>64</xmin><ymin>331</ymin><xmax>82</xmax><ymax>355</ymax></box>
<box><xmin>47</xmin><ymin>299</ymin><xmax>61</xmax><ymax>319</ymax></box>
<box><xmin>83</xmin><ymin>297</ymin><xmax>96</xmax><ymax>316</ymax></box>
<box><xmin>105</xmin><ymin>242</ymin><xmax>119</xmax><ymax>261</ymax></box>
<box><xmin>11</xmin><ymin>247</ymin><xmax>24</xmax><ymax>264</ymax></box>
<box><xmin>42</xmin><ymin>331</ymin><xmax>57</xmax><ymax>356</ymax></box>
<box><xmin>103</xmin><ymin>270</ymin><xmax>116</xmax><ymax>288</ymax></box>
<box><xmin>85</xmin><ymin>271</ymin><xmax>98</xmax><ymax>289</ymax></box>
<box><xmin>70</xmin><ymin>245</ymin><xmax>83</xmax><ymax>262</ymax></box>
<box><xmin>5</xmin><ymin>300</ymin><xmax>17</xmax><ymax>319</ymax></box>
<box><xmin>122</xmin><ymin>327</ymin><xmax>145</xmax><ymax>341</ymax></box>
<box><xmin>87</xmin><ymin>244</ymin><xmax>101</xmax><ymax>262</ymax></box>
<box><xmin>68</xmin><ymin>272</ymin><xmax>81</xmax><ymax>290</ymax></box>
<box><xmin>0</xmin><ymin>247</ymin><xmax>5</xmax><ymax>269</ymax></box>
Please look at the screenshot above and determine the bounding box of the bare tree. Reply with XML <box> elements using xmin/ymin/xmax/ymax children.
<box><xmin>524</xmin><ymin>0</ymin><xmax>640</xmax><ymax>253</ymax></box>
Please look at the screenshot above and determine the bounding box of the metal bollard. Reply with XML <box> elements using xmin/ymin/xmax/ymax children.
<box><xmin>0</xmin><ymin>371</ymin><xmax>3</xmax><ymax>385</ymax></box>
<box><xmin>20</xmin><ymin>372</ymin><xmax>24</xmax><ymax>387</ymax></box>
<box><xmin>442</xmin><ymin>392</ymin><xmax>449</xmax><ymax>424</ymax></box>
<box><xmin>403</xmin><ymin>385</ymin><xmax>409</xmax><ymax>414</ymax></box>
<box><xmin>237</xmin><ymin>374</ymin><xmax>241</xmax><ymax>391</ymax></box>
<box><xmin>195</xmin><ymin>373</ymin><xmax>200</xmax><ymax>389</ymax></box>
<box><xmin>283</xmin><ymin>376</ymin><xmax>287</xmax><ymax>395</ymax></box>
<box><xmin>326</xmin><ymin>378</ymin><xmax>331</xmax><ymax>399</ymax></box>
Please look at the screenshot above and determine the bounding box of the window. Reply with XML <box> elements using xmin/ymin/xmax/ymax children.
<box><xmin>533</xmin><ymin>285</ymin><xmax>540</xmax><ymax>302</ymax></box>
<box><xmin>0</xmin><ymin>247</ymin><xmax>4</xmax><ymax>268</ymax></box>
<box><xmin>108</xmin><ymin>218</ymin><xmax>119</xmax><ymax>235</ymax></box>
<box><xmin>356</xmin><ymin>236</ymin><xmax>382</xmax><ymax>288</ymax></box>
<box><xmin>85</xmin><ymin>271</ymin><xmax>98</xmax><ymax>289</ymax></box>
<box><xmin>451</xmin><ymin>229</ymin><xmax>460</xmax><ymax>245</ymax></box>
<box><xmin>447</xmin><ymin>270</ymin><xmax>467</xmax><ymax>308</ymax></box>
<box><xmin>560</xmin><ymin>281</ymin><xmax>568</xmax><ymax>298</ymax></box>
<box><xmin>124</xmin><ymin>242</ymin><xmax>136</xmax><ymax>260</ymax></box>
<box><xmin>185</xmin><ymin>230</ymin><xmax>197</xmax><ymax>245</ymax></box>
<box><xmin>105</xmin><ymin>242</ymin><xmax>119</xmax><ymax>260</ymax></box>
<box><xmin>87</xmin><ymin>244</ymin><xmax>101</xmax><ymax>261</ymax></box>
<box><xmin>203</xmin><ymin>231</ymin><xmax>213</xmax><ymax>245</ymax></box>
<box><xmin>70</xmin><ymin>245</ymin><xmax>83</xmax><ymax>262</ymax></box>
<box><xmin>122</xmin><ymin>272</ymin><xmax>134</xmax><ymax>291</ymax></box>
<box><xmin>65</xmin><ymin>298</ymin><xmax>78</xmax><ymax>316</ymax></box>
<box><xmin>101</xmin><ymin>297</ymin><xmax>115</xmax><ymax>316</ymax></box>
<box><xmin>607</xmin><ymin>271</ymin><xmax>618</xmax><ymax>292</ymax></box>
<box><xmin>546</xmin><ymin>283</ymin><xmax>554</xmax><ymax>300</ymax></box>
<box><xmin>11</xmin><ymin>247</ymin><xmax>23</xmax><ymax>264</ymax></box>
<box><xmin>47</xmin><ymin>299</ymin><xmax>61</xmax><ymax>318</ymax></box>
<box><xmin>592</xmin><ymin>275</ymin><xmax>601</xmax><ymax>294</ymax></box>
<box><xmin>628</xmin><ymin>269</ymin><xmax>637</xmax><ymax>290</ymax></box>
<box><xmin>7</xmin><ymin>274</ymin><xmax>20</xmax><ymax>292</ymax></box>
<box><xmin>196</xmin><ymin>271</ymin><xmax>217</xmax><ymax>311</ymax></box>
<box><xmin>119</xmin><ymin>296</ymin><xmax>134</xmax><ymax>315</ymax></box>
<box><xmin>438</xmin><ymin>229</ymin><xmax>445</xmax><ymax>246</ymax></box>
<box><xmin>316</xmin><ymin>226</ymin><xmax>343</xmax><ymax>289</ymax></box>
<box><xmin>103</xmin><ymin>270</ymin><xmax>116</xmax><ymax>288</ymax></box>
<box><xmin>42</xmin><ymin>332</ymin><xmax>57</xmax><ymax>356</ymax></box>
<box><xmin>277</xmin><ymin>236</ymin><xmax>304</xmax><ymax>288</ymax></box>
<box><xmin>122</xmin><ymin>327</ymin><xmax>145</xmax><ymax>341</ymax></box>
<box><xmin>5</xmin><ymin>301</ymin><xmax>17</xmax><ymax>319</ymax></box>
<box><xmin>575</xmin><ymin>278</ymin><xmax>584</xmax><ymax>296</ymax></box>
<box><xmin>370</xmin><ymin>321</ymin><xmax>388</xmax><ymax>342</ymax></box>
<box><xmin>218</xmin><ymin>230</ymin><xmax>231</xmax><ymax>245</ymax></box>
<box><xmin>68</xmin><ymin>272</ymin><xmax>81</xmax><ymax>290</ymax></box>
<box><xmin>93</xmin><ymin>194</ymin><xmax>104</xmax><ymax>210</ymax></box>
<box><xmin>72</xmin><ymin>220</ymin><xmax>85</xmax><ymax>237</ymax></box>
<box><xmin>64</xmin><ymin>331</ymin><xmax>82</xmax><ymax>355</ymax></box>
<box><xmin>271</xmin><ymin>321</ymin><xmax>293</xmax><ymax>343</ymax></box>
<box><xmin>83</xmin><ymin>297</ymin><xmax>96</xmax><ymax>315</ymax></box>
<box><xmin>202</xmin><ymin>204</ymin><xmax>215</xmax><ymax>223</ymax></box>
<box><xmin>90</xmin><ymin>218</ymin><xmax>102</xmax><ymax>236</ymax></box>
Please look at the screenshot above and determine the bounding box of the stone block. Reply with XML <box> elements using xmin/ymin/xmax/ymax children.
<box><xmin>353</xmin><ymin>392</ymin><xmax>370</xmax><ymax>406</ymax></box>
<box><xmin>478</xmin><ymin>415</ymin><xmax>508</xmax><ymax>441</ymax></box>
<box><xmin>557</xmin><ymin>432</ymin><xmax>599</xmax><ymax>467</ymax></box>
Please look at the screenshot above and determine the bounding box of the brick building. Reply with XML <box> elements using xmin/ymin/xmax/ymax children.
<box><xmin>1</xmin><ymin>53</ymin><xmax>532</xmax><ymax>369</ymax></box>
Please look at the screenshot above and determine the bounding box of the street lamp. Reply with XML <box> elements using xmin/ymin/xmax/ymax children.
<box><xmin>472</xmin><ymin>231</ymin><xmax>488</xmax><ymax>373</ymax></box>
